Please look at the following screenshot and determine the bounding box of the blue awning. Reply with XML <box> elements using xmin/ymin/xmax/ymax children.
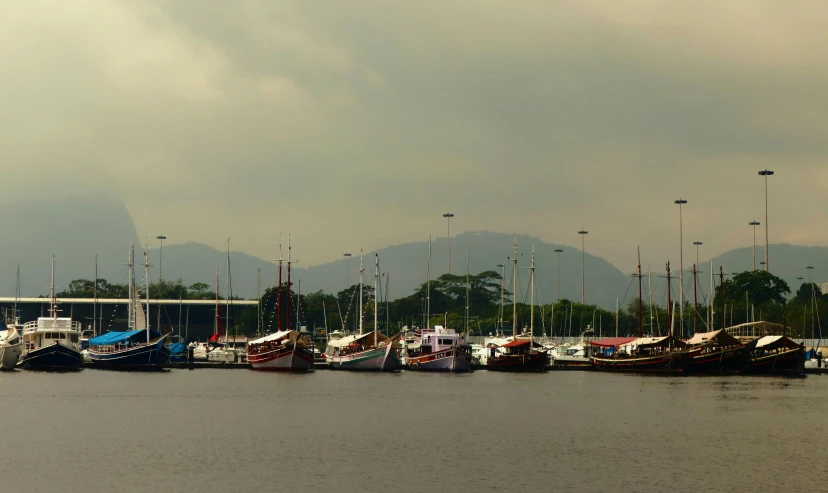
<box><xmin>89</xmin><ymin>330</ymin><xmax>162</xmax><ymax>345</ymax></box>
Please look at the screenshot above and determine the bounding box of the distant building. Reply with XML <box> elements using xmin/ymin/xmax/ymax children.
<box><xmin>821</xmin><ymin>282</ymin><xmax>828</xmax><ymax>295</ymax></box>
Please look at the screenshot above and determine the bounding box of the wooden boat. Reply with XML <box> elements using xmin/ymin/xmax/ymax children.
<box><xmin>684</xmin><ymin>329</ymin><xmax>749</xmax><ymax>374</ymax></box>
<box><xmin>407</xmin><ymin>326</ymin><xmax>472</xmax><ymax>372</ymax></box>
<box><xmin>248</xmin><ymin>330</ymin><xmax>314</xmax><ymax>372</ymax></box>
<box><xmin>591</xmin><ymin>335</ymin><xmax>695</xmax><ymax>373</ymax></box>
<box><xmin>742</xmin><ymin>335</ymin><xmax>805</xmax><ymax>376</ymax></box>
<box><xmin>486</xmin><ymin>337</ymin><xmax>549</xmax><ymax>372</ymax></box>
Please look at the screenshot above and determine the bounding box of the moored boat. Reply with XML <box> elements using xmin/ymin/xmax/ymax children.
<box><xmin>486</xmin><ymin>337</ymin><xmax>549</xmax><ymax>372</ymax></box>
<box><xmin>552</xmin><ymin>326</ymin><xmax>598</xmax><ymax>369</ymax></box>
<box><xmin>326</xmin><ymin>331</ymin><xmax>402</xmax><ymax>371</ymax></box>
<box><xmin>0</xmin><ymin>322</ymin><xmax>22</xmax><ymax>371</ymax></box>
<box><xmin>19</xmin><ymin>257</ymin><xmax>83</xmax><ymax>371</ymax></box>
<box><xmin>407</xmin><ymin>325</ymin><xmax>472</xmax><ymax>372</ymax></box>
<box><xmin>685</xmin><ymin>329</ymin><xmax>748</xmax><ymax>374</ymax></box>
<box><xmin>742</xmin><ymin>335</ymin><xmax>805</xmax><ymax>376</ymax></box>
<box><xmin>248</xmin><ymin>330</ymin><xmax>314</xmax><ymax>372</ymax></box>
<box><xmin>591</xmin><ymin>335</ymin><xmax>695</xmax><ymax>373</ymax></box>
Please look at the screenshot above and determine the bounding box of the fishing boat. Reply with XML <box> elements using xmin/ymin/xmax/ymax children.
<box><xmin>1</xmin><ymin>269</ymin><xmax>23</xmax><ymax>370</ymax></box>
<box><xmin>19</xmin><ymin>257</ymin><xmax>84</xmax><ymax>371</ymax></box>
<box><xmin>407</xmin><ymin>325</ymin><xmax>472</xmax><ymax>372</ymax></box>
<box><xmin>326</xmin><ymin>252</ymin><xmax>402</xmax><ymax>371</ymax></box>
<box><xmin>248</xmin><ymin>330</ymin><xmax>314</xmax><ymax>371</ymax></box>
<box><xmin>87</xmin><ymin>245</ymin><xmax>169</xmax><ymax>371</ymax></box>
<box><xmin>684</xmin><ymin>329</ymin><xmax>748</xmax><ymax>374</ymax></box>
<box><xmin>0</xmin><ymin>321</ymin><xmax>22</xmax><ymax>371</ymax></box>
<box><xmin>486</xmin><ymin>241</ymin><xmax>549</xmax><ymax>372</ymax></box>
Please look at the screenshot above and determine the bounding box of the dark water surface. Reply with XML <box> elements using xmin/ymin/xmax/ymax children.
<box><xmin>1</xmin><ymin>369</ymin><xmax>825</xmax><ymax>493</ymax></box>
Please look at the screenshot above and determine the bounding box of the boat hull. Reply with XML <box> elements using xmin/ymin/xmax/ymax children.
<box><xmin>408</xmin><ymin>346</ymin><xmax>473</xmax><ymax>372</ymax></box>
<box><xmin>88</xmin><ymin>336</ymin><xmax>170</xmax><ymax>371</ymax></box>
<box><xmin>486</xmin><ymin>352</ymin><xmax>549</xmax><ymax>372</ymax></box>
<box><xmin>742</xmin><ymin>347</ymin><xmax>805</xmax><ymax>376</ymax></box>
<box><xmin>19</xmin><ymin>342</ymin><xmax>83</xmax><ymax>371</ymax></box>
<box><xmin>591</xmin><ymin>351</ymin><xmax>694</xmax><ymax>374</ymax></box>
<box><xmin>249</xmin><ymin>346</ymin><xmax>314</xmax><ymax>372</ymax></box>
<box><xmin>328</xmin><ymin>344</ymin><xmax>401</xmax><ymax>371</ymax></box>
<box><xmin>551</xmin><ymin>356</ymin><xmax>592</xmax><ymax>370</ymax></box>
<box><xmin>686</xmin><ymin>346</ymin><xmax>748</xmax><ymax>374</ymax></box>
<box><xmin>0</xmin><ymin>342</ymin><xmax>22</xmax><ymax>371</ymax></box>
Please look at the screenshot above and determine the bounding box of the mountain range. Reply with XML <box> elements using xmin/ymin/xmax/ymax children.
<box><xmin>1</xmin><ymin>197</ymin><xmax>826</xmax><ymax>309</ymax></box>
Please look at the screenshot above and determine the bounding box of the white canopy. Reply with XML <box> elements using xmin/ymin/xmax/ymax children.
<box><xmin>248</xmin><ymin>330</ymin><xmax>295</xmax><ymax>345</ymax></box>
<box><xmin>686</xmin><ymin>329</ymin><xmax>742</xmax><ymax>347</ymax></box>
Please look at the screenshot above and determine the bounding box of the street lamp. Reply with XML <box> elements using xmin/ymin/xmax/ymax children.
<box><xmin>675</xmin><ymin>199</ymin><xmax>687</xmax><ymax>335</ymax></box>
<box><xmin>156</xmin><ymin>235</ymin><xmax>166</xmax><ymax>332</ymax></box>
<box><xmin>343</xmin><ymin>253</ymin><xmax>352</xmax><ymax>289</ymax></box>
<box><xmin>443</xmin><ymin>213</ymin><xmax>455</xmax><ymax>274</ymax></box>
<box><xmin>758</xmin><ymin>169</ymin><xmax>774</xmax><ymax>271</ymax></box>
<box><xmin>749</xmin><ymin>221</ymin><xmax>760</xmax><ymax>271</ymax></box>
<box><xmin>554</xmin><ymin>248</ymin><xmax>563</xmax><ymax>301</ymax></box>
<box><xmin>578</xmin><ymin>231</ymin><xmax>588</xmax><ymax>304</ymax></box>
<box><xmin>692</xmin><ymin>241</ymin><xmax>703</xmax><ymax>268</ymax></box>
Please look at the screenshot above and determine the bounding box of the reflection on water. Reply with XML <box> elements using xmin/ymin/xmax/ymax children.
<box><xmin>0</xmin><ymin>370</ymin><xmax>825</xmax><ymax>493</ymax></box>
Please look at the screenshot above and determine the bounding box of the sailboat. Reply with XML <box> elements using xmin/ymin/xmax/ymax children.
<box><xmin>486</xmin><ymin>240</ymin><xmax>550</xmax><ymax>372</ymax></box>
<box><xmin>326</xmin><ymin>252</ymin><xmax>402</xmax><ymax>371</ymax></box>
<box><xmin>407</xmin><ymin>238</ymin><xmax>472</xmax><ymax>372</ymax></box>
<box><xmin>248</xmin><ymin>238</ymin><xmax>314</xmax><ymax>371</ymax></box>
<box><xmin>208</xmin><ymin>241</ymin><xmax>239</xmax><ymax>363</ymax></box>
<box><xmin>0</xmin><ymin>267</ymin><xmax>23</xmax><ymax>370</ymax></box>
<box><xmin>87</xmin><ymin>245</ymin><xmax>170</xmax><ymax>370</ymax></box>
<box><xmin>19</xmin><ymin>257</ymin><xmax>84</xmax><ymax>371</ymax></box>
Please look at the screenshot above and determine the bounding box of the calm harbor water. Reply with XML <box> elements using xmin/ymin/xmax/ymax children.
<box><xmin>1</xmin><ymin>369</ymin><xmax>825</xmax><ymax>493</ymax></box>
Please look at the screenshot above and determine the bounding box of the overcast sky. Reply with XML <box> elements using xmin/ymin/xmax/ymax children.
<box><xmin>4</xmin><ymin>1</ymin><xmax>828</xmax><ymax>271</ymax></box>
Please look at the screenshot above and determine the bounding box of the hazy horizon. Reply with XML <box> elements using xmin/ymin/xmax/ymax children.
<box><xmin>4</xmin><ymin>1</ymin><xmax>828</xmax><ymax>273</ymax></box>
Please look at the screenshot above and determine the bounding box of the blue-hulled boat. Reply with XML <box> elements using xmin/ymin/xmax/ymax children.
<box><xmin>19</xmin><ymin>257</ymin><xmax>83</xmax><ymax>371</ymax></box>
<box><xmin>169</xmin><ymin>340</ymin><xmax>187</xmax><ymax>363</ymax></box>
<box><xmin>87</xmin><ymin>330</ymin><xmax>169</xmax><ymax>370</ymax></box>
<box><xmin>86</xmin><ymin>244</ymin><xmax>169</xmax><ymax>371</ymax></box>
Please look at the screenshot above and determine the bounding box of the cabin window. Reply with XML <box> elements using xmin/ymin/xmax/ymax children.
<box><xmin>421</xmin><ymin>345</ymin><xmax>432</xmax><ymax>355</ymax></box>
<box><xmin>439</xmin><ymin>339</ymin><xmax>453</xmax><ymax>345</ymax></box>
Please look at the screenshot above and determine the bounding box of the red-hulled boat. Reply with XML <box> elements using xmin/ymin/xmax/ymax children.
<box><xmin>247</xmin><ymin>330</ymin><xmax>314</xmax><ymax>372</ymax></box>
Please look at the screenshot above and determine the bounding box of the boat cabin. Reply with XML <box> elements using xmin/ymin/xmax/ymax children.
<box><xmin>21</xmin><ymin>317</ymin><xmax>82</xmax><ymax>352</ymax></box>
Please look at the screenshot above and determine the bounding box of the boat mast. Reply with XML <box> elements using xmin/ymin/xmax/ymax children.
<box><xmin>374</xmin><ymin>253</ymin><xmax>379</xmax><ymax>347</ymax></box>
<box><xmin>499</xmin><ymin>263</ymin><xmax>505</xmax><ymax>334</ymax></box>
<box><xmin>648</xmin><ymin>265</ymin><xmax>656</xmax><ymax>335</ymax></box>
<box><xmin>359</xmin><ymin>250</ymin><xmax>364</xmax><ymax>335</ymax></box>
<box><xmin>128</xmin><ymin>244</ymin><xmax>133</xmax><ymax>330</ymax></box>
<box><xmin>50</xmin><ymin>255</ymin><xmax>56</xmax><ymax>320</ymax></box>
<box><xmin>93</xmin><ymin>255</ymin><xmax>98</xmax><ymax>336</ymax></box>
<box><xmin>666</xmin><ymin>261</ymin><xmax>672</xmax><ymax>337</ymax></box>
<box><xmin>286</xmin><ymin>235</ymin><xmax>292</xmax><ymax>332</ymax></box>
<box><xmin>214</xmin><ymin>258</ymin><xmax>219</xmax><ymax>336</ymax></box>
<box><xmin>692</xmin><ymin>263</ymin><xmax>698</xmax><ymax>334</ymax></box>
<box><xmin>638</xmin><ymin>247</ymin><xmax>643</xmax><ymax>338</ymax></box>
<box><xmin>14</xmin><ymin>265</ymin><xmax>20</xmax><ymax>325</ymax></box>
<box><xmin>257</xmin><ymin>268</ymin><xmax>261</xmax><ymax>338</ymax></box>
<box><xmin>226</xmin><ymin>238</ymin><xmax>231</xmax><ymax>348</ymax></box>
<box><xmin>465</xmin><ymin>239</ymin><xmax>470</xmax><ymax>337</ymax></box>
<box><xmin>426</xmin><ymin>236</ymin><xmax>431</xmax><ymax>329</ymax></box>
<box><xmin>512</xmin><ymin>237</ymin><xmax>517</xmax><ymax>338</ymax></box>
<box><xmin>144</xmin><ymin>246</ymin><xmax>151</xmax><ymax>343</ymax></box>
<box><xmin>278</xmin><ymin>238</ymin><xmax>283</xmax><ymax>333</ymax></box>
<box><xmin>530</xmin><ymin>245</ymin><xmax>535</xmax><ymax>339</ymax></box>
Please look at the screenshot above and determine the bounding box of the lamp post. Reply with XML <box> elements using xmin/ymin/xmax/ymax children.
<box><xmin>578</xmin><ymin>231</ymin><xmax>588</xmax><ymax>304</ymax></box>
<box><xmin>675</xmin><ymin>199</ymin><xmax>687</xmax><ymax>335</ymax></box>
<box><xmin>343</xmin><ymin>253</ymin><xmax>352</xmax><ymax>289</ymax></box>
<box><xmin>748</xmin><ymin>221</ymin><xmax>760</xmax><ymax>271</ymax></box>
<box><xmin>443</xmin><ymin>213</ymin><xmax>455</xmax><ymax>274</ymax></box>
<box><xmin>692</xmin><ymin>241</ymin><xmax>703</xmax><ymax>268</ymax></box>
<box><xmin>554</xmin><ymin>248</ymin><xmax>563</xmax><ymax>301</ymax></box>
<box><xmin>156</xmin><ymin>235</ymin><xmax>166</xmax><ymax>332</ymax></box>
<box><xmin>758</xmin><ymin>169</ymin><xmax>774</xmax><ymax>271</ymax></box>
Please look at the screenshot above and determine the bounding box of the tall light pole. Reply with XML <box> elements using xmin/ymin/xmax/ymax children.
<box><xmin>156</xmin><ymin>234</ymin><xmax>166</xmax><ymax>332</ymax></box>
<box><xmin>554</xmin><ymin>248</ymin><xmax>563</xmax><ymax>301</ymax></box>
<box><xmin>749</xmin><ymin>221</ymin><xmax>760</xmax><ymax>271</ymax></box>
<box><xmin>343</xmin><ymin>253</ymin><xmax>352</xmax><ymax>289</ymax></box>
<box><xmin>758</xmin><ymin>169</ymin><xmax>774</xmax><ymax>272</ymax></box>
<box><xmin>578</xmin><ymin>230</ymin><xmax>588</xmax><ymax>304</ymax></box>
<box><xmin>443</xmin><ymin>213</ymin><xmax>455</xmax><ymax>274</ymax></box>
<box><xmin>693</xmin><ymin>241</ymin><xmax>703</xmax><ymax>268</ymax></box>
<box><xmin>675</xmin><ymin>199</ymin><xmax>687</xmax><ymax>336</ymax></box>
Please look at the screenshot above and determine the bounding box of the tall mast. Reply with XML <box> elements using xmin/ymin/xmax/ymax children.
<box><xmin>14</xmin><ymin>265</ymin><xmax>20</xmax><ymax>325</ymax></box>
<box><xmin>465</xmin><ymin>239</ymin><xmax>470</xmax><ymax>336</ymax></box>
<box><xmin>214</xmin><ymin>258</ymin><xmax>219</xmax><ymax>336</ymax></box>
<box><xmin>512</xmin><ymin>237</ymin><xmax>517</xmax><ymax>337</ymax></box>
<box><xmin>499</xmin><ymin>263</ymin><xmax>505</xmax><ymax>333</ymax></box>
<box><xmin>226</xmin><ymin>238</ymin><xmax>231</xmax><ymax>347</ymax></box>
<box><xmin>637</xmin><ymin>247</ymin><xmax>643</xmax><ymax>338</ymax></box>
<box><xmin>359</xmin><ymin>250</ymin><xmax>364</xmax><ymax>334</ymax></box>
<box><xmin>374</xmin><ymin>253</ymin><xmax>379</xmax><ymax>347</ymax></box>
<box><xmin>144</xmin><ymin>246</ymin><xmax>150</xmax><ymax>343</ymax></box>
<box><xmin>530</xmin><ymin>245</ymin><xmax>535</xmax><ymax>338</ymax></box>
<box><xmin>93</xmin><ymin>255</ymin><xmax>98</xmax><ymax>336</ymax></box>
<box><xmin>666</xmin><ymin>261</ymin><xmax>672</xmax><ymax>337</ymax></box>
<box><xmin>128</xmin><ymin>244</ymin><xmax>133</xmax><ymax>329</ymax></box>
<box><xmin>648</xmin><ymin>265</ymin><xmax>656</xmax><ymax>335</ymax></box>
<box><xmin>257</xmin><ymin>268</ymin><xmax>261</xmax><ymax>337</ymax></box>
<box><xmin>426</xmin><ymin>236</ymin><xmax>431</xmax><ymax>329</ymax></box>
<box><xmin>278</xmin><ymin>238</ymin><xmax>283</xmax><ymax>332</ymax></box>
<box><xmin>719</xmin><ymin>266</ymin><xmax>725</xmax><ymax>330</ymax></box>
<box><xmin>692</xmin><ymin>264</ymin><xmax>698</xmax><ymax>334</ymax></box>
<box><xmin>50</xmin><ymin>255</ymin><xmax>56</xmax><ymax>320</ymax></box>
<box><xmin>287</xmin><ymin>235</ymin><xmax>292</xmax><ymax>332</ymax></box>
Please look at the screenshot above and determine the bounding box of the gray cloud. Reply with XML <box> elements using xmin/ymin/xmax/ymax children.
<box><xmin>3</xmin><ymin>0</ymin><xmax>828</xmax><ymax>273</ymax></box>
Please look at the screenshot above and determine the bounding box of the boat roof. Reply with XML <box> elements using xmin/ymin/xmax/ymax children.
<box><xmin>249</xmin><ymin>330</ymin><xmax>295</xmax><ymax>345</ymax></box>
<box><xmin>755</xmin><ymin>335</ymin><xmax>801</xmax><ymax>350</ymax></box>
<box><xmin>620</xmin><ymin>336</ymin><xmax>687</xmax><ymax>348</ymax></box>
<box><xmin>500</xmin><ymin>338</ymin><xmax>544</xmax><ymax>348</ymax></box>
<box><xmin>326</xmin><ymin>331</ymin><xmax>394</xmax><ymax>348</ymax></box>
<box><xmin>89</xmin><ymin>330</ymin><xmax>163</xmax><ymax>345</ymax></box>
<box><xmin>591</xmin><ymin>337</ymin><xmax>637</xmax><ymax>347</ymax></box>
<box><xmin>686</xmin><ymin>329</ymin><xmax>741</xmax><ymax>347</ymax></box>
